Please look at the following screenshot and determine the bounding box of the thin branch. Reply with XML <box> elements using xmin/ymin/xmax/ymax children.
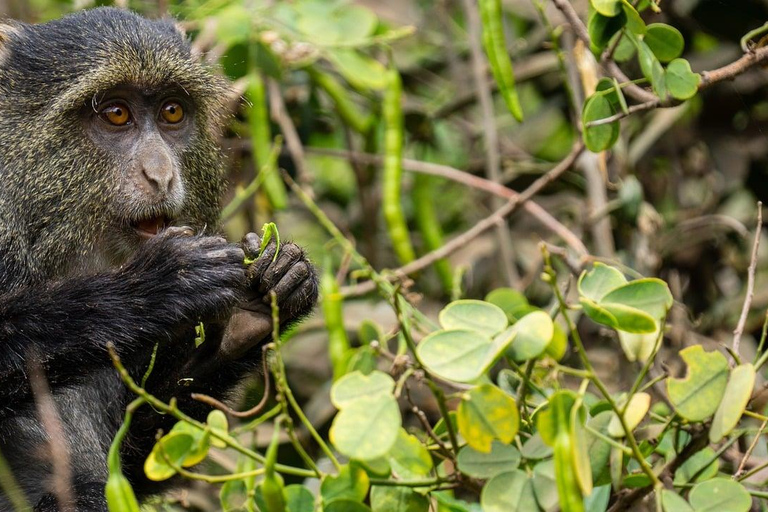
<box><xmin>585</xmin><ymin>99</ymin><xmax>660</xmax><ymax>127</ymax></box>
<box><xmin>28</xmin><ymin>355</ymin><xmax>74</xmax><ymax>512</ymax></box>
<box><xmin>733</xmin><ymin>202</ymin><xmax>763</xmax><ymax>357</ymax></box>
<box><xmin>192</xmin><ymin>345</ymin><xmax>272</xmax><ymax>418</ymax></box>
<box><xmin>460</xmin><ymin>0</ymin><xmax>519</xmax><ymax>287</ymax></box>
<box><xmin>304</xmin><ymin>147</ymin><xmax>588</xmax><ymax>256</ymax></box>
<box><xmin>341</xmin><ymin>142</ymin><xmax>585</xmax><ymax>296</ymax></box>
<box><xmin>734</xmin><ymin>419</ymin><xmax>768</xmax><ymax>479</ymax></box>
<box><xmin>266</xmin><ymin>78</ymin><xmax>310</xmax><ymax>185</ymax></box>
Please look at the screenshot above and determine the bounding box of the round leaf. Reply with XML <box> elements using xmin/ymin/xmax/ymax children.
<box><xmin>689</xmin><ymin>478</ymin><xmax>751</xmax><ymax>512</ymax></box>
<box><xmin>207</xmin><ymin>410</ymin><xmax>229</xmax><ymax>449</ymax></box>
<box><xmin>457</xmin><ymin>384</ymin><xmax>519</xmax><ymax>453</ymax></box>
<box><xmin>370</xmin><ymin>486</ymin><xmax>429</xmax><ymax>512</ymax></box>
<box><xmin>388</xmin><ymin>430</ymin><xmax>433</xmax><ymax>478</ymax></box>
<box><xmin>285</xmin><ymin>484</ymin><xmax>315</xmax><ymax>512</ymax></box>
<box><xmin>331</xmin><ymin>371</ymin><xmax>395</xmax><ymax>409</ymax></box>
<box><xmin>326</xmin><ymin>49</ymin><xmax>387</xmax><ymax>91</ymax></box>
<box><xmin>588</xmin><ymin>10</ymin><xmax>627</xmax><ymax>51</ymax></box>
<box><xmin>618</xmin><ymin>326</ymin><xmax>660</xmax><ymax>362</ymax></box>
<box><xmin>330</xmin><ymin>395</ymin><xmax>401</xmax><ymax>460</ymax></box>
<box><xmin>644</xmin><ymin>23</ymin><xmax>684</xmax><ymax>62</ymax></box>
<box><xmin>600</xmin><ymin>302</ymin><xmax>657</xmax><ymax>333</ymax></box>
<box><xmin>506</xmin><ymin>311</ymin><xmax>554</xmax><ymax>362</ymax></box>
<box><xmin>457</xmin><ymin>441</ymin><xmax>521</xmax><ymax>479</ymax></box>
<box><xmin>592</xmin><ymin>0</ymin><xmax>622</xmax><ymax>17</ymax></box>
<box><xmin>600</xmin><ymin>278</ymin><xmax>673</xmax><ymax>321</ymax></box>
<box><xmin>417</xmin><ymin>329</ymin><xmax>503</xmax><ymax>383</ymax></box>
<box><xmin>582</xmin><ymin>93</ymin><xmax>620</xmax><ymax>153</ymax></box>
<box><xmin>439</xmin><ymin>300</ymin><xmax>508</xmax><ymax>336</ymax></box>
<box><xmin>710</xmin><ymin>363</ymin><xmax>756</xmax><ymax>442</ymax></box>
<box><xmin>324</xmin><ymin>500</ymin><xmax>372</xmax><ymax>512</ymax></box>
<box><xmin>536</xmin><ymin>390</ymin><xmax>577</xmax><ymax>446</ymax></box>
<box><xmin>666</xmin><ymin>58</ymin><xmax>701</xmax><ymax>100</ymax></box>
<box><xmin>667</xmin><ymin>346</ymin><xmax>728</xmax><ymax>422</ymax></box>
<box><xmin>661</xmin><ymin>490</ymin><xmax>693</xmax><ymax>512</ymax></box>
<box><xmin>578</xmin><ymin>263</ymin><xmax>627</xmax><ymax>302</ymax></box>
<box><xmin>321</xmin><ymin>464</ymin><xmax>370</xmax><ymax>504</ymax></box>
<box><xmin>481</xmin><ymin>470</ymin><xmax>539</xmax><ymax>512</ymax></box>
<box><xmin>532</xmin><ymin>460</ymin><xmax>559</xmax><ymax>512</ymax></box>
<box><xmin>673</xmin><ymin>447</ymin><xmax>719</xmax><ymax>485</ymax></box>
<box><xmin>144</xmin><ymin>432</ymin><xmax>195</xmax><ymax>481</ymax></box>
<box><xmin>521</xmin><ymin>432</ymin><xmax>553</xmax><ymax>460</ymax></box>
<box><xmin>608</xmin><ymin>392</ymin><xmax>651</xmax><ymax>437</ymax></box>
<box><xmin>485</xmin><ymin>288</ymin><xmax>530</xmax><ymax>323</ymax></box>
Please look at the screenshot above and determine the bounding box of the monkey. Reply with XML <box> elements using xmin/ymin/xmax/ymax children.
<box><xmin>0</xmin><ymin>7</ymin><xmax>318</xmax><ymax>511</ymax></box>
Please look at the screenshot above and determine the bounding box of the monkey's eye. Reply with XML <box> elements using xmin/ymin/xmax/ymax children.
<box><xmin>160</xmin><ymin>101</ymin><xmax>184</xmax><ymax>124</ymax></box>
<box><xmin>99</xmin><ymin>103</ymin><xmax>132</xmax><ymax>126</ymax></box>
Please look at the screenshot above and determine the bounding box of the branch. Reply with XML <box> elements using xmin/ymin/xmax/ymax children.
<box><xmin>733</xmin><ymin>202</ymin><xmax>763</xmax><ymax>358</ymax></box>
<box><xmin>341</xmin><ymin>142</ymin><xmax>585</xmax><ymax>296</ymax></box>
<box><xmin>304</xmin><ymin>147</ymin><xmax>589</xmax><ymax>256</ymax></box>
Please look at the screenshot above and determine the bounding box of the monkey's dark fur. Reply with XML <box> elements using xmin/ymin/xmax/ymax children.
<box><xmin>0</xmin><ymin>8</ymin><xmax>318</xmax><ymax>510</ymax></box>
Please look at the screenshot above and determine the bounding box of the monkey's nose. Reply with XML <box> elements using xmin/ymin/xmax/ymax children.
<box><xmin>141</xmin><ymin>152</ymin><xmax>175</xmax><ymax>195</ymax></box>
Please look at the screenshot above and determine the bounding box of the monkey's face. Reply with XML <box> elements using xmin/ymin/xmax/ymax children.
<box><xmin>82</xmin><ymin>85</ymin><xmax>196</xmax><ymax>245</ymax></box>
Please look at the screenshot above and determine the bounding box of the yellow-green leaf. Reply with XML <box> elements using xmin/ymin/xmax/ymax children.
<box><xmin>709</xmin><ymin>363</ymin><xmax>756</xmax><ymax>442</ymax></box>
<box><xmin>667</xmin><ymin>346</ymin><xmax>729</xmax><ymax>422</ymax></box>
<box><xmin>457</xmin><ymin>384</ymin><xmax>519</xmax><ymax>453</ymax></box>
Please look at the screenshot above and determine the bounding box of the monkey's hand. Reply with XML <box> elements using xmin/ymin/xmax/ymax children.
<box><xmin>218</xmin><ymin>232</ymin><xmax>318</xmax><ymax>361</ymax></box>
<box><xmin>120</xmin><ymin>227</ymin><xmax>246</xmax><ymax>325</ymax></box>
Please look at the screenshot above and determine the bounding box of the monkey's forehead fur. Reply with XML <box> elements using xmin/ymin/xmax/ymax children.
<box><xmin>0</xmin><ymin>7</ymin><xmax>229</xmax><ymax>123</ymax></box>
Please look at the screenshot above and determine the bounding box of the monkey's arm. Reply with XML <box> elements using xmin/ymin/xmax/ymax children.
<box><xmin>0</xmin><ymin>234</ymin><xmax>245</xmax><ymax>407</ymax></box>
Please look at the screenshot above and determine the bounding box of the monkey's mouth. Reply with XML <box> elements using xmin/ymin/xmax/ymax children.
<box><xmin>132</xmin><ymin>216</ymin><xmax>171</xmax><ymax>238</ymax></box>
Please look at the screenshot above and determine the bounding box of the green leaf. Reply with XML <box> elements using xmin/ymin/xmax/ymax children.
<box><xmin>144</xmin><ymin>432</ymin><xmax>195</xmax><ymax>481</ymax></box>
<box><xmin>532</xmin><ymin>460</ymin><xmax>559</xmax><ymax>512</ymax></box>
<box><xmin>591</xmin><ymin>0</ymin><xmax>622</xmax><ymax>17</ymax></box>
<box><xmin>673</xmin><ymin>447</ymin><xmax>719</xmax><ymax>485</ymax></box>
<box><xmin>506</xmin><ymin>310</ymin><xmax>554</xmax><ymax>362</ymax></box>
<box><xmin>710</xmin><ymin>363</ymin><xmax>756</xmax><ymax>442</ymax></box>
<box><xmin>481</xmin><ymin>470</ymin><xmax>540</xmax><ymax>512</ymax></box>
<box><xmin>324</xmin><ymin>500</ymin><xmax>372</xmax><ymax>512</ymax></box>
<box><xmin>667</xmin><ymin>346</ymin><xmax>729</xmax><ymax>421</ymax></box>
<box><xmin>661</xmin><ymin>490</ymin><xmax>693</xmax><ymax>512</ymax></box>
<box><xmin>358</xmin><ymin>320</ymin><xmax>385</xmax><ymax>345</ymax></box>
<box><xmin>388</xmin><ymin>430</ymin><xmax>433</xmax><ymax>478</ymax></box>
<box><xmin>585</xmin><ymin>412</ymin><xmax>613</xmax><ymax>484</ymax></box>
<box><xmin>457</xmin><ymin>441</ymin><xmax>521</xmax><ymax>479</ymax></box>
<box><xmin>207</xmin><ymin>410</ymin><xmax>229</xmax><ymax>449</ymax></box>
<box><xmin>636</xmin><ymin>39</ymin><xmax>666</xmax><ymax>97</ymax></box>
<box><xmin>607</xmin><ymin>392</ymin><xmax>651</xmax><ymax>437</ymax></box>
<box><xmin>485</xmin><ymin>288</ymin><xmax>530</xmax><ymax>323</ymax></box>
<box><xmin>665</xmin><ymin>58</ymin><xmax>701</xmax><ymax>100</ymax></box>
<box><xmin>439</xmin><ymin>300</ymin><xmax>508</xmax><ymax>336</ymax></box>
<box><xmin>331</xmin><ymin>371</ymin><xmax>395</xmax><ymax>408</ymax></box>
<box><xmin>321</xmin><ymin>464</ymin><xmax>370</xmax><ymax>504</ymax></box>
<box><xmin>601</xmin><ymin>278</ymin><xmax>673</xmax><ymax>321</ymax></box>
<box><xmin>688</xmin><ymin>479</ymin><xmax>751</xmax><ymax>512</ymax></box>
<box><xmin>330</xmin><ymin>395</ymin><xmax>401</xmax><ymax>460</ymax></box>
<box><xmin>644</xmin><ymin>23</ymin><xmax>684</xmax><ymax>62</ymax></box>
<box><xmin>599</xmin><ymin>302</ymin><xmax>657</xmax><ymax>333</ymax></box>
<box><xmin>457</xmin><ymin>384</ymin><xmax>519</xmax><ymax>453</ymax></box>
<box><xmin>546</xmin><ymin>323</ymin><xmax>569</xmax><ymax>361</ymax></box>
<box><xmin>578</xmin><ymin>263</ymin><xmax>627</xmax><ymax>302</ymax></box>
<box><xmin>417</xmin><ymin>329</ymin><xmax>512</xmax><ymax>383</ymax></box>
<box><xmin>370</xmin><ymin>486</ymin><xmax>429</xmax><ymax>512</ymax></box>
<box><xmin>613</xmin><ymin>33</ymin><xmax>637</xmax><ymax>62</ymax></box>
<box><xmin>621</xmin><ymin>1</ymin><xmax>646</xmax><ymax>34</ymax></box>
<box><xmin>582</xmin><ymin>93</ymin><xmax>620</xmax><ymax>152</ymax></box>
<box><xmin>296</xmin><ymin>3</ymin><xmax>377</xmax><ymax>44</ymax></box>
<box><xmin>521</xmin><ymin>432</ymin><xmax>553</xmax><ymax>460</ymax></box>
<box><xmin>618</xmin><ymin>326</ymin><xmax>660</xmax><ymax>362</ymax></box>
<box><xmin>285</xmin><ymin>485</ymin><xmax>315</xmax><ymax>512</ymax></box>
<box><xmin>326</xmin><ymin>49</ymin><xmax>387</xmax><ymax>91</ymax></box>
<box><xmin>536</xmin><ymin>390</ymin><xmax>577</xmax><ymax>446</ymax></box>
<box><xmin>588</xmin><ymin>10</ymin><xmax>627</xmax><ymax>52</ymax></box>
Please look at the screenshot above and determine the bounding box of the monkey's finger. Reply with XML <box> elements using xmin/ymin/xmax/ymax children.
<box><xmin>247</xmin><ymin>239</ymin><xmax>278</xmax><ymax>278</ymax></box>
<box><xmin>256</xmin><ymin>244</ymin><xmax>303</xmax><ymax>294</ymax></box>
<box><xmin>279</xmin><ymin>275</ymin><xmax>319</xmax><ymax>318</ymax></box>
<box><xmin>241</xmin><ymin>232</ymin><xmax>262</xmax><ymax>259</ymax></box>
<box><xmin>162</xmin><ymin>226</ymin><xmax>195</xmax><ymax>238</ymax></box>
<box><xmin>266</xmin><ymin>261</ymin><xmax>312</xmax><ymax>304</ymax></box>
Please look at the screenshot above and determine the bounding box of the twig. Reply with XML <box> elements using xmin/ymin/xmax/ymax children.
<box><xmin>192</xmin><ymin>344</ymin><xmax>272</xmax><ymax>418</ymax></box>
<box><xmin>585</xmin><ymin>99</ymin><xmax>661</xmax><ymax>127</ymax></box>
<box><xmin>733</xmin><ymin>202</ymin><xmax>763</xmax><ymax>358</ymax></box>
<box><xmin>734</xmin><ymin>419</ymin><xmax>768</xmax><ymax>479</ymax></box>
<box><xmin>305</xmin><ymin>147</ymin><xmax>588</xmax><ymax>256</ymax></box>
<box><xmin>460</xmin><ymin>0</ymin><xmax>520</xmax><ymax>287</ymax></box>
<box><xmin>27</xmin><ymin>355</ymin><xmax>74</xmax><ymax>512</ymax></box>
<box><xmin>266</xmin><ymin>78</ymin><xmax>310</xmax><ymax>185</ymax></box>
<box><xmin>340</xmin><ymin>142</ymin><xmax>585</xmax><ymax>296</ymax></box>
